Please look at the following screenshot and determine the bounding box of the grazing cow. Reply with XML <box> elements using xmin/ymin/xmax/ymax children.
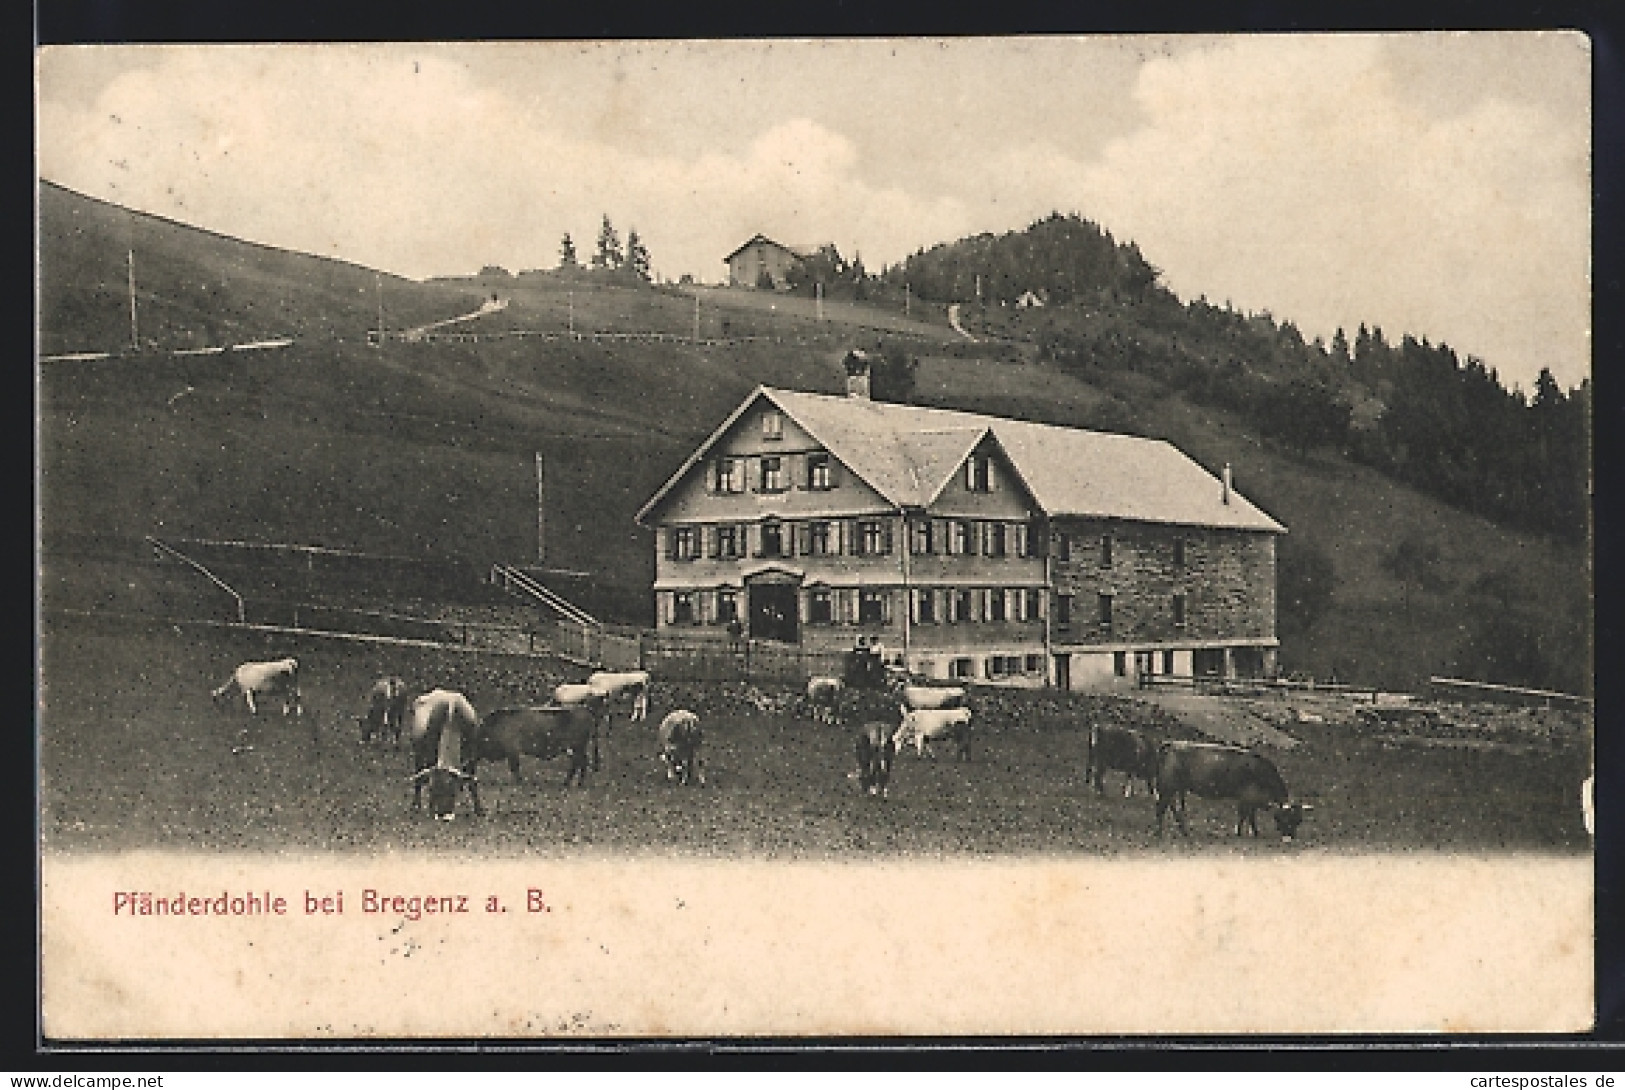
<box><xmin>358</xmin><ymin>676</ymin><xmax>410</xmax><ymax>746</ymax></box>
<box><xmin>656</xmin><ymin>710</ymin><xmax>705</xmax><ymax>786</ymax></box>
<box><xmin>406</xmin><ymin>689</ymin><xmax>484</xmax><ymax>820</ymax></box>
<box><xmin>854</xmin><ymin>721</ymin><xmax>896</xmax><ymax>798</ymax></box>
<box><xmin>1154</xmin><ymin>741</ymin><xmax>1310</xmax><ymax>840</ymax></box>
<box><xmin>805</xmin><ymin>676</ymin><xmax>845</xmax><ymax>725</ymax></box>
<box><xmin>1085</xmin><ymin>724</ymin><xmax>1159</xmax><ymax>797</ymax></box>
<box><xmin>893</xmin><ymin>706</ymin><xmax>973</xmax><ymax>760</ymax></box>
<box><xmin>891</xmin><ymin>680</ymin><xmax>967</xmax><ymax>712</ymax></box>
<box><xmin>586</xmin><ymin>670</ymin><xmax>651</xmax><ymax>723</ymax></box>
<box><xmin>476</xmin><ymin>704</ymin><xmax>598</xmax><ymax>788</ymax></box>
<box><xmin>212</xmin><ymin>657</ymin><xmax>302</xmax><ymax>717</ymax></box>
<box><xmin>552</xmin><ymin>683</ymin><xmax>608</xmax><ymax>769</ymax></box>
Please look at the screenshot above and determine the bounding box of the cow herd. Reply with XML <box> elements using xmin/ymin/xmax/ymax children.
<box><xmin>210</xmin><ymin>656</ymin><xmax>1312</xmax><ymax>840</ymax></box>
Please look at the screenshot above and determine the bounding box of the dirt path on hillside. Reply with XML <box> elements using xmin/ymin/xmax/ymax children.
<box><xmin>1134</xmin><ymin>691</ymin><xmax>1301</xmax><ymax>749</ymax></box>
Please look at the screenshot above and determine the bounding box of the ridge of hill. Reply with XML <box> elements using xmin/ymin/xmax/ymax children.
<box><xmin>36</xmin><ymin>181</ymin><xmax>1589</xmax><ymax>693</ymax></box>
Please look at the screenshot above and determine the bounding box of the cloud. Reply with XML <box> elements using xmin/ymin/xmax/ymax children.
<box><xmin>1001</xmin><ymin>36</ymin><xmax>1589</xmax><ymax>387</ymax></box>
<box><xmin>37</xmin><ymin>50</ymin><xmax>970</xmax><ymax>285</ymax></box>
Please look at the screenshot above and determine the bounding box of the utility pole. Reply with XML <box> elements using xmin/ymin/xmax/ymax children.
<box><xmin>815</xmin><ymin>281</ymin><xmax>824</xmax><ymax>321</ymax></box>
<box><xmin>693</xmin><ymin>292</ymin><xmax>700</xmax><ymax>344</ymax></box>
<box><xmin>535</xmin><ymin>452</ymin><xmax>546</xmax><ymax>565</ymax></box>
<box><xmin>127</xmin><ymin>249</ymin><xmax>139</xmax><ymax>352</ymax></box>
<box><xmin>374</xmin><ymin>272</ymin><xmax>383</xmax><ymax>346</ymax></box>
<box><xmin>904</xmin><ymin>282</ymin><xmax>911</xmax><ymax>318</ymax></box>
<box><xmin>568</xmin><ymin>292</ymin><xmax>575</xmax><ymax>338</ymax></box>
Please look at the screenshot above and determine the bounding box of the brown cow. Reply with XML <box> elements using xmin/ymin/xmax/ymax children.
<box><xmin>476</xmin><ymin>704</ymin><xmax>598</xmax><ymax>788</ymax></box>
<box><xmin>854</xmin><ymin>721</ymin><xmax>896</xmax><ymax>798</ymax></box>
<box><xmin>1154</xmin><ymin>741</ymin><xmax>1310</xmax><ymax>840</ymax></box>
<box><xmin>1085</xmin><ymin>724</ymin><xmax>1158</xmax><ymax>797</ymax></box>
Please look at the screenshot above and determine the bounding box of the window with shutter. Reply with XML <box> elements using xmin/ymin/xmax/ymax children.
<box><xmin>859</xmin><ymin>590</ymin><xmax>886</xmax><ymax>624</ymax></box>
<box><xmin>706</xmin><ymin>459</ymin><xmax>719</xmax><ymax>493</ymax></box>
<box><xmin>910</xmin><ymin>519</ymin><xmax>933</xmax><ymax>555</ymax></box>
<box><xmin>1101</xmin><ymin>534</ymin><xmax>1113</xmax><ymax>568</ymax></box>
<box><xmin>807</xmin><ymin>453</ymin><xmax>833</xmax><ymax>490</ymax></box>
<box><xmin>1098</xmin><ymin>593</ymin><xmax>1114</xmax><ymax>630</ymax></box>
<box><xmin>807</xmin><ymin>590</ymin><xmax>828</xmax><ymax>625</ymax></box>
<box><xmin>1013</xmin><ymin>523</ymin><xmax>1028</xmax><ymax>557</ymax></box>
<box><xmin>761</xmin><ymin>521</ymin><xmax>783</xmax><ymax>558</ymax></box>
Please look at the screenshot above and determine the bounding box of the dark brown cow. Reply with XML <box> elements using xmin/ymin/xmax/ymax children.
<box><xmin>476</xmin><ymin>704</ymin><xmax>598</xmax><ymax>788</ymax></box>
<box><xmin>1154</xmin><ymin>740</ymin><xmax>1310</xmax><ymax>840</ymax></box>
<box><xmin>854</xmin><ymin>721</ymin><xmax>896</xmax><ymax>798</ymax></box>
<box><xmin>1085</xmin><ymin>724</ymin><xmax>1158</xmax><ymax>797</ymax></box>
<box><xmin>406</xmin><ymin>689</ymin><xmax>484</xmax><ymax>820</ymax></box>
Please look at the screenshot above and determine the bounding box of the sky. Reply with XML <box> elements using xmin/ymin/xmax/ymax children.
<box><xmin>36</xmin><ymin>34</ymin><xmax>1591</xmax><ymax>390</ymax></box>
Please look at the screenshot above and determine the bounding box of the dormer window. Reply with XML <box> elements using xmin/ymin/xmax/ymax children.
<box><xmin>966</xmin><ymin>453</ymin><xmax>995</xmax><ymax>492</ymax></box>
<box><xmin>762</xmin><ymin>410</ymin><xmax>784</xmax><ymax>440</ymax></box>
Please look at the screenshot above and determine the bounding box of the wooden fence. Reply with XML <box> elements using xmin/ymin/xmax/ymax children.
<box><xmin>639</xmin><ymin>635</ymin><xmax>847</xmax><ymax>684</ymax></box>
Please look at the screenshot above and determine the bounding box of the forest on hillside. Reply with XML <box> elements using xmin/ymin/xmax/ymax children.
<box><xmin>785</xmin><ymin>212</ymin><xmax>1589</xmax><ymax>547</ymax></box>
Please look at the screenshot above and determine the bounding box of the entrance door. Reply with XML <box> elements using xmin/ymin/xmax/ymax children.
<box><xmin>1053</xmin><ymin>653</ymin><xmax>1071</xmax><ymax>691</ymax></box>
<box><xmin>748</xmin><ymin>584</ymin><xmax>799</xmax><ymax>643</ymax></box>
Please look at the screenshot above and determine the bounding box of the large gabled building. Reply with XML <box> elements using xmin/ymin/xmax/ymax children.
<box><xmin>634</xmin><ymin>354</ymin><xmax>1286</xmax><ymax>691</ymax></box>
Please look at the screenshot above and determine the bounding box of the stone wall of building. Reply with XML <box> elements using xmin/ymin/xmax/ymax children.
<box><xmin>1049</xmin><ymin>517</ymin><xmax>1277</xmax><ymax>647</ymax></box>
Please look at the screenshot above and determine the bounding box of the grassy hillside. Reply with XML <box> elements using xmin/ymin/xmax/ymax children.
<box><xmin>36</xmin><ymin>181</ymin><xmax>1589</xmax><ymax>693</ymax></box>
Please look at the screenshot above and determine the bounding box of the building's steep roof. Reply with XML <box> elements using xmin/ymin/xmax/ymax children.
<box><xmin>637</xmin><ymin>385</ymin><xmax>1286</xmax><ymax>533</ymax></box>
<box><xmin>764</xmin><ymin>388</ymin><xmax>1285</xmax><ymax>532</ymax></box>
<box><xmin>723</xmin><ymin>235</ymin><xmax>830</xmax><ymax>263</ymax></box>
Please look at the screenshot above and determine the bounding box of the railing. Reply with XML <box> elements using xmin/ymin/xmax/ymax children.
<box><xmin>145</xmin><ymin>536</ymin><xmax>245</xmax><ymax>622</ymax></box>
<box><xmin>490</xmin><ymin>564</ymin><xmax>598</xmax><ymax>626</ymax></box>
<box><xmin>1428</xmin><ymin>676</ymin><xmax>1593</xmax><ymax>710</ymax></box>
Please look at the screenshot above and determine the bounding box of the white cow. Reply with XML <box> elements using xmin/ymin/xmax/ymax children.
<box><xmin>893</xmin><ymin>706</ymin><xmax>973</xmax><ymax>760</ymax></box>
<box><xmin>896</xmin><ymin>684</ymin><xmax>966</xmax><ymax>711</ymax></box>
<box><xmin>805</xmin><ymin>676</ymin><xmax>845</xmax><ymax>725</ymax></box>
<box><xmin>212</xmin><ymin>658</ymin><xmax>302</xmax><ymax>717</ymax></box>
<box><xmin>586</xmin><ymin>670</ymin><xmax>650</xmax><ymax>722</ymax></box>
<box><xmin>656</xmin><ymin>710</ymin><xmax>705</xmax><ymax>785</ymax></box>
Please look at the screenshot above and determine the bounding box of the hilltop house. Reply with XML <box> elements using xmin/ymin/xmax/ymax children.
<box><xmin>634</xmin><ymin>353</ymin><xmax>1286</xmax><ymax>691</ymax></box>
<box><xmin>724</xmin><ymin>234</ymin><xmax>825</xmax><ymax>290</ymax></box>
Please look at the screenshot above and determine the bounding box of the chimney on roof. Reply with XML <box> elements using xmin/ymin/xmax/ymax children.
<box><xmin>843</xmin><ymin>349</ymin><xmax>872</xmax><ymax>400</ymax></box>
<box><xmin>1222</xmin><ymin>462</ymin><xmax>1232</xmax><ymax>505</ymax></box>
